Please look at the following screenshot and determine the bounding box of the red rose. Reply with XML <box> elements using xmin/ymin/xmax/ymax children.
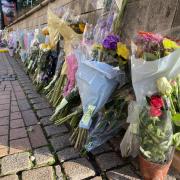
<box><xmin>149</xmin><ymin>106</ymin><xmax>162</xmax><ymax>117</ymax></box>
<box><xmin>150</xmin><ymin>95</ymin><xmax>164</xmax><ymax>108</ymax></box>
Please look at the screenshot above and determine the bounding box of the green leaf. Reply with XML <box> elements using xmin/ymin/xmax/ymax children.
<box><xmin>173</xmin><ymin>133</ymin><xmax>180</xmax><ymax>150</ymax></box>
<box><xmin>143</xmin><ymin>52</ymin><xmax>159</xmax><ymax>61</ymax></box>
<box><xmin>172</xmin><ymin>113</ymin><xmax>180</xmax><ymax>126</ymax></box>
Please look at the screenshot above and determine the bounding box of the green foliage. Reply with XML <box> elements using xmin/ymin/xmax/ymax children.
<box><xmin>173</xmin><ymin>133</ymin><xmax>180</xmax><ymax>150</ymax></box>
<box><xmin>139</xmin><ymin>108</ymin><xmax>173</xmax><ymax>164</ymax></box>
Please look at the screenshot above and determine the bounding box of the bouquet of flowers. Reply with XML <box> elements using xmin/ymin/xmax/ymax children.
<box><xmin>120</xmin><ymin>31</ymin><xmax>180</xmax><ymax>180</ymax></box>
<box><xmin>138</xmin><ymin>93</ymin><xmax>175</xmax><ymax>180</ymax></box>
<box><xmin>131</xmin><ymin>31</ymin><xmax>180</xmax><ymax>103</ymax></box>
<box><xmin>139</xmin><ymin>94</ymin><xmax>173</xmax><ymax>163</ymax></box>
<box><xmin>92</xmin><ymin>34</ymin><xmax>129</xmax><ymax>68</ymax></box>
<box><xmin>133</xmin><ymin>31</ymin><xmax>180</xmax><ymax>61</ymax></box>
<box><xmin>156</xmin><ymin>75</ymin><xmax>180</xmax><ymax>151</ymax></box>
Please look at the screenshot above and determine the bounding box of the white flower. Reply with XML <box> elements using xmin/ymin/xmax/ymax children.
<box><xmin>156</xmin><ymin>77</ymin><xmax>172</xmax><ymax>96</ymax></box>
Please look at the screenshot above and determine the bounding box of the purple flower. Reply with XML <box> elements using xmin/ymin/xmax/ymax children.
<box><xmin>102</xmin><ymin>34</ymin><xmax>120</xmax><ymax>50</ymax></box>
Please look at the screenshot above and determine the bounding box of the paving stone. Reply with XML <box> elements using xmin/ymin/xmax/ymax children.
<box><xmin>12</xmin><ymin>81</ymin><xmax>19</xmax><ymax>86</ymax></box>
<box><xmin>14</xmin><ymin>90</ymin><xmax>25</xmax><ymax>95</ymax></box>
<box><xmin>22</xmin><ymin>110</ymin><xmax>38</xmax><ymax>126</ymax></box>
<box><xmin>34</xmin><ymin>146</ymin><xmax>55</xmax><ymax>166</ymax></box>
<box><xmin>0</xmin><ymin>175</ymin><xmax>19</xmax><ymax>180</ymax></box>
<box><xmin>27</xmin><ymin>93</ymin><xmax>41</xmax><ymax>99</ymax></box>
<box><xmin>33</xmin><ymin>102</ymin><xmax>50</xmax><ymax>110</ymax></box>
<box><xmin>44</xmin><ymin>124</ymin><xmax>68</xmax><ymax>137</ymax></box>
<box><xmin>63</xmin><ymin>158</ymin><xmax>95</xmax><ymax>180</ymax></box>
<box><xmin>23</xmin><ymin>86</ymin><xmax>34</xmax><ymax>91</ymax></box>
<box><xmin>10</xmin><ymin>137</ymin><xmax>31</xmax><ymax>154</ymax></box>
<box><xmin>11</xmin><ymin>105</ymin><xmax>20</xmax><ymax>113</ymax></box>
<box><xmin>10</xmin><ymin>118</ymin><xmax>24</xmax><ymax>128</ymax></box>
<box><xmin>24</xmin><ymin>89</ymin><xmax>34</xmax><ymax>94</ymax></box>
<box><xmin>13</xmin><ymin>87</ymin><xmax>23</xmax><ymax>92</ymax></box>
<box><xmin>19</xmin><ymin>80</ymin><xmax>27</xmax><ymax>85</ymax></box>
<box><xmin>21</xmin><ymin>166</ymin><xmax>54</xmax><ymax>180</ymax></box>
<box><xmin>0</xmin><ymin>147</ymin><xmax>8</xmax><ymax>158</ymax></box>
<box><xmin>130</xmin><ymin>157</ymin><xmax>140</xmax><ymax>172</ymax></box>
<box><xmin>11</xmin><ymin>95</ymin><xmax>16</xmax><ymax>101</ymax></box>
<box><xmin>0</xmin><ymin>92</ymin><xmax>10</xmax><ymax>96</ymax></box>
<box><xmin>0</xmin><ymin>135</ymin><xmax>8</xmax><ymax>149</ymax></box>
<box><xmin>11</xmin><ymin>112</ymin><xmax>22</xmax><ymax>120</ymax></box>
<box><xmin>55</xmin><ymin>165</ymin><xmax>64</xmax><ymax>180</ymax></box>
<box><xmin>106</xmin><ymin>165</ymin><xmax>141</xmax><ymax>180</ymax></box>
<box><xmin>0</xmin><ymin>94</ymin><xmax>10</xmax><ymax>100</ymax></box>
<box><xmin>36</xmin><ymin>108</ymin><xmax>53</xmax><ymax>118</ymax></box>
<box><xmin>0</xmin><ymin>104</ymin><xmax>10</xmax><ymax>111</ymax></box>
<box><xmin>172</xmin><ymin>151</ymin><xmax>180</xmax><ymax>173</ymax></box>
<box><xmin>50</xmin><ymin>134</ymin><xmax>71</xmax><ymax>151</ymax></box>
<box><xmin>40</xmin><ymin>116</ymin><xmax>53</xmax><ymax>126</ymax></box>
<box><xmin>17</xmin><ymin>99</ymin><xmax>31</xmax><ymax>111</ymax></box>
<box><xmin>0</xmin><ymin>125</ymin><xmax>9</xmax><ymax>135</ymax></box>
<box><xmin>57</xmin><ymin>147</ymin><xmax>80</xmax><ymax>162</ymax></box>
<box><xmin>30</xmin><ymin>97</ymin><xmax>45</xmax><ymax>104</ymax></box>
<box><xmin>91</xmin><ymin>143</ymin><xmax>113</xmax><ymax>155</ymax></box>
<box><xmin>0</xmin><ymin>117</ymin><xmax>9</xmax><ymax>125</ymax></box>
<box><xmin>166</xmin><ymin>168</ymin><xmax>180</xmax><ymax>180</ymax></box>
<box><xmin>0</xmin><ymin>98</ymin><xmax>10</xmax><ymax>105</ymax></box>
<box><xmin>11</xmin><ymin>101</ymin><xmax>18</xmax><ymax>106</ymax></box>
<box><xmin>0</xmin><ymin>110</ymin><xmax>9</xmax><ymax>118</ymax></box>
<box><xmin>15</xmin><ymin>93</ymin><xmax>26</xmax><ymax>100</ymax></box>
<box><xmin>95</xmin><ymin>152</ymin><xmax>125</xmax><ymax>171</ymax></box>
<box><xmin>10</xmin><ymin>127</ymin><xmax>27</xmax><ymax>140</ymax></box>
<box><xmin>28</xmin><ymin>125</ymin><xmax>48</xmax><ymax>148</ymax></box>
<box><xmin>1</xmin><ymin>152</ymin><xmax>31</xmax><ymax>175</ymax></box>
<box><xmin>109</xmin><ymin>136</ymin><xmax>123</xmax><ymax>152</ymax></box>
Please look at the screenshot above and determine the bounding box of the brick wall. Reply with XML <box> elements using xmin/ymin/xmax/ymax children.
<box><xmin>120</xmin><ymin>0</ymin><xmax>180</xmax><ymax>41</ymax></box>
<box><xmin>9</xmin><ymin>0</ymin><xmax>180</xmax><ymax>40</ymax></box>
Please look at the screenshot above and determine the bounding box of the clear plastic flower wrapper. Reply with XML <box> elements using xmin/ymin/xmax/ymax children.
<box><xmin>85</xmin><ymin>83</ymin><xmax>131</xmax><ymax>151</ymax></box>
<box><xmin>121</xmin><ymin>32</ymin><xmax>180</xmax><ymax>158</ymax></box>
<box><xmin>131</xmin><ymin>32</ymin><xmax>180</xmax><ymax>103</ymax></box>
<box><xmin>75</xmin><ymin>49</ymin><xmax>125</xmax><ymax>129</ymax></box>
<box><xmin>156</xmin><ymin>75</ymin><xmax>180</xmax><ymax>151</ymax></box>
<box><xmin>139</xmin><ymin>95</ymin><xmax>174</xmax><ymax>164</ymax></box>
<box><xmin>47</xmin><ymin>7</ymin><xmax>83</xmax><ymax>53</ymax></box>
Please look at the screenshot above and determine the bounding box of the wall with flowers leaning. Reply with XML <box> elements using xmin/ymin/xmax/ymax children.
<box><xmin>8</xmin><ymin>0</ymin><xmax>180</xmax><ymax>41</ymax></box>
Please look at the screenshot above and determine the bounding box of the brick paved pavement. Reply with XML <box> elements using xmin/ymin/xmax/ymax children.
<box><xmin>0</xmin><ymin>52</ymin><xmax>179</xmax><ymax>180</ymax></box>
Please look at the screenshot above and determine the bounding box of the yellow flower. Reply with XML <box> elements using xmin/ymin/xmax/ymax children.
<box><xmin>39</xmin><ymin>43</ymin><xmax>47</xmax><ymax>49</ymax></box>
<box><xmin>79</xmin><ymin>23</ymin><xmax>85</xmax><ymax>33</ymax></box>
<box><xmin>42</xmin><ymin>27</ymin><xmax>49</xmax><ymax>36</ymax></box>
<box><xmin>156</xmin><ymin>77</ymin><xmax>172</xmax><ymax>96</ymax></box>
<box><xmin>116</xmin><ymin>42</ymin><xmax>129</xmax><ymax>60</ymax></box>
<box><xmin>0</xmin><ymin>49</ymin><xmax>8</xmax><ymax>53</ymax></box>
<box><xmin>39</xmin><ymin>43</ymin><xmax>51</xmax><ymax>51</ymax></box>
<box><xmin>93</xmin><ymin>44</ymin><xmax>103</xmax><ymax>50</ymax></box>
<box><xmin>163</xmin><ymin>38</ymin><xmax>180</xmax><ymax>50</ymax></box>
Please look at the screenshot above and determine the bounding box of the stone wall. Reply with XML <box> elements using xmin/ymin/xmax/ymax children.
<box><xmin>9</xmin><ymin>0</ymin><xmax>180</xmax><ymax>40</ymax></box>
<box><xmin>120</xmin><ymin>0</ymin><xmax>180</xmax><ymax>40</ymax></box>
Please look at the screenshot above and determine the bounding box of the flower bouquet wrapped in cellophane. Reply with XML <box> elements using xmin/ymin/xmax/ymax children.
<box><xmin>49</xmin><ymin>1</ymin><xmax>130</xmax><ymax>150</ymax></box>
<box><xmin>26</xmin><ymin>29</ymin><xmax>45</xmax><ymax>74</ymax></box>
<box><xmin>46</xmin><ymin>7</ymin><xmax>84</xmax><ymax>107</ymax></box>
<box><xmin>85</xmin><ymin>83</ymin><xmax>132</xmax><ymax>152</ymax></box>
<box><xmin>44</xmin><ymin>36</ymin><xmax>65</xmax><ymax>95</ymax></box>
<box><xmin>156</xmin><ymin>75</ymin><xmax>180</xmax><ymax>151</ymax></box>
<box><xmin>121</xmin><ymin>31</ymin><xmax>180</xmax><ymax>158</ymax></box>
<box><xmin>33</xmin><ymin>46</ymin><xmax>58</xmax><ymax>93</ymax></box>
<box><xmin>139</xmin><ymin>94</ymin><xmax>174</xmax><ymax>163</ymax></box>
<box><xmin>131</xmin><ymin>31</ymin><xmax>180</xmax><ymax>103</ymax></box>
